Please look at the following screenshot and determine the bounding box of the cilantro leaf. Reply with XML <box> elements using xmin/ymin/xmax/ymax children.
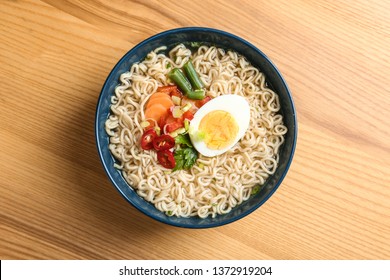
<box><xmin>183</xmin><ymin>148</ymin><xmax>197</xmax><ymax>169</ymax></box>
<box><xmin>175</xmin><ymin>134</ymin><xmax>193</xmax><ymax>148</ymax></box>
<box><xmin>173</xmin><ymin>147</ymin><xmax>198</xmax><ymax>171</ymax></box>
<box><xmin>173</xmin><ymin>151</ymin><xmax>184</xmax><ymax>171</ymax></box>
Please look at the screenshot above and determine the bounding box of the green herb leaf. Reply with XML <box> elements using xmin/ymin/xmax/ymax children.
<box><xmin>183</xmin><ymin>148</ymin><xmax>197</xmax><ymax>169</ymax></box>
<box><xmin>175</xmin><ymin>134</ymin><xmax>193</xmax><ymax>148</ymax></box>
<box><xmin>251</xmin><ymin>184</ymin><xmax>262</xmax><ymax>196</ymax></box>
<box><xmin>173</xmin><ymin>156</ymin><xmax>184</xmax><ymax>171</ymax></box>
<box><xmin>190</xmin><ymin>42</ymin><xmax>202</xmax><ymax>48</ymax></box>
<box><xmin>173</xmin><ymin>147</ymin><xmax>198</xmax><ymax>171</ymax></box>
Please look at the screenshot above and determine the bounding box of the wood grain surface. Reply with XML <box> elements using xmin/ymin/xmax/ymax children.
<box><xmin>0</xmin><ymin>0</ymin><xmax>389</xmax><ymax>260</ymax></box>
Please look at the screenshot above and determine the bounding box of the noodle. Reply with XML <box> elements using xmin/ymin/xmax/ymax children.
<box><xmin>105</xmin><ymin>44</ymin><xmax>287</xmax><ymax>218</ymax></box>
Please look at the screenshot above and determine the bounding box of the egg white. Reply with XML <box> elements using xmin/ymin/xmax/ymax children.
<box><xmin>189</xmin><ymin>94</ymin><xmax>250</xmax><ymax>157</ymax></box>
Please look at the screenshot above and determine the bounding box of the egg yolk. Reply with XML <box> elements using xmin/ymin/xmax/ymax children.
<box><xmin>199</xmin><ymin>110</ymin><xmax>239</xmax><ymax>150</ymax></box>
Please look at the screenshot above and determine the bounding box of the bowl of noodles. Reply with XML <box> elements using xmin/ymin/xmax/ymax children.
<box><xmin>95</xmin><ymin>27</ymin><xmax>297</xmax><ymax>228</ymax></box>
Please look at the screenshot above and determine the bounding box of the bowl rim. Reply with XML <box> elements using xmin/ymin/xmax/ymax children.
<box><xmin>95</xmin><ymin>27</ymin><xmax>297</xmax><ymax>228</ymax></box>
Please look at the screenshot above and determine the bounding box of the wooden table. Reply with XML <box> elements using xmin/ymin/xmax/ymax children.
<box><xmin>1</xmin><ymin>0</ymin><xmax>389</xmax><ymax>260</ymax></box>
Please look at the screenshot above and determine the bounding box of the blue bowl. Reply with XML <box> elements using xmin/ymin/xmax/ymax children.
<box><xmin>95</xmin><ymin>27</ymin><xmax>297</xmax><ymax>228</ymax></box>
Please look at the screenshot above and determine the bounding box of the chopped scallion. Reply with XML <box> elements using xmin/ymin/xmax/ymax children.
<box><xmin>168</xmin><ymin>68</ymin><xmax>193</xmax><ymax>95</ymax></box>
<box><xmin>183</xmin><ymin>60</ymin><xmax>204</xmax><ymax>90</ymax></box>
<box><xmin>186</xmin><ymin>89</ymin><xmax>205</xmax><ymax>100</ymax></box>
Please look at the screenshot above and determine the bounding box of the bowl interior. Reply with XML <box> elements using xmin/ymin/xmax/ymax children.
<box><xmin>95</xmin><ymin>27</ymin><xmax>297</xmax><ymax>228</ymax></box>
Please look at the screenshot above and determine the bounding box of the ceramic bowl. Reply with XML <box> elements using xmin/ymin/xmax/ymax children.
<box><xmin>95</xmin><ymin>27</ymin><xmax>297</xmax><ymax>228</ymax></box>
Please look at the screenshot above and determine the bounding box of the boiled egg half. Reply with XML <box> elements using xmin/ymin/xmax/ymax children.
<box><xmin>189</xmin><ymin>94</ymin><xmax>250</xmax><ymax>157</ymax></box>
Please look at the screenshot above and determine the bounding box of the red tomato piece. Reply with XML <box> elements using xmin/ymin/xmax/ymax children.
<box><xmin>157</xmin><ymin>150</ymin><xmax>176</xmax><ymax>169</ymax></box>
<box><xmin>140</xmin><ymin>129</ymin><xmax>157</xmax><ymax>150</ymax></box>
<box><xmin>157</xmin><ymin>85</ymin><xmax>177</xmax><ymax>93</ymax></box>
<box><xmin>165</xmin><ymin>121</ymin><xmax>184</xmax><ymax>133</ymax></box>
<box><xmin>153</xmin><ymin>134</ymin><xmax>175</xmax><ymax>151</ymax></box>
<box><xmin>182</xmin><ymin>110</ymin><xmax>194</xmax><ymax>121</ymax></box>
<box><xmin>171</xmin><ymin>87</ymin><xmax>183</xmax><ymax>98</ymax></box>
<box><xmin>195</xmin><ymin>96</ymin><xmax>212</xmax><ymax>108</ymax></box>
<box><xmin>157</xmin><ymin>85</ymin><xmax>183</xmax><ymax>98</ymax></box>
<box><xmin>158</xmin><ymin>114</ymin><xmax>168</xmax><ymax>131</ymax></box>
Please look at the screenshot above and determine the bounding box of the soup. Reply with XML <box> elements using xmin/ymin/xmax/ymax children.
<box><xmin>105</xmin><ymin>44</ymin><xmax>287</xmax><ymax>218</ymax></box>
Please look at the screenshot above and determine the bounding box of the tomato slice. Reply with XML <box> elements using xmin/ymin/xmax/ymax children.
<box><xmin>165</xmin><ymin>121</ymin><xmax>184</xmax><ymax>133</ymax></box>
<box><xmin>140</xmin><ymin>129</ymin><xmax>157</xmax><ymax>150</ymax></box>
<box><xmin>157</xmin><ymin>85</ymin><xmax>183</xmax><ymax>98</ymax></box>
<box><xmin>195</xmin><ymin>96</ymin><xmax>212</xmax><ymax>108</ymax></box>
<box><xmin>171</xmin><ymin>87</ymin><xmax>183</xmax><ymax>98</ymax></box>
<box><xmin>157</xmin><ymin>85</ymin><xmax>177</xmax><ymax>93</ymax></box>
<box><xmin>153</xmin><ymin>134</ymin><xmax>175</xmax><ymax>151</ymax></box>
<box><xmin>157</xmin><ymin>150</ymin><xmax>176</xmax><ymax>169</ymax></box>
<box><xmin>158</xmin><ymin>114</ymin><xmax>168</xmax><ymax>131</ymax></box>
<box><xmin>182</xmin><ymin>110</ymin><xmax>194</xmax><ymax>121</ymax></box>
<box><xmin>159</xmin><ymin>111</ymin><xmax>185</xmax><ymax>133</ymax></box>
